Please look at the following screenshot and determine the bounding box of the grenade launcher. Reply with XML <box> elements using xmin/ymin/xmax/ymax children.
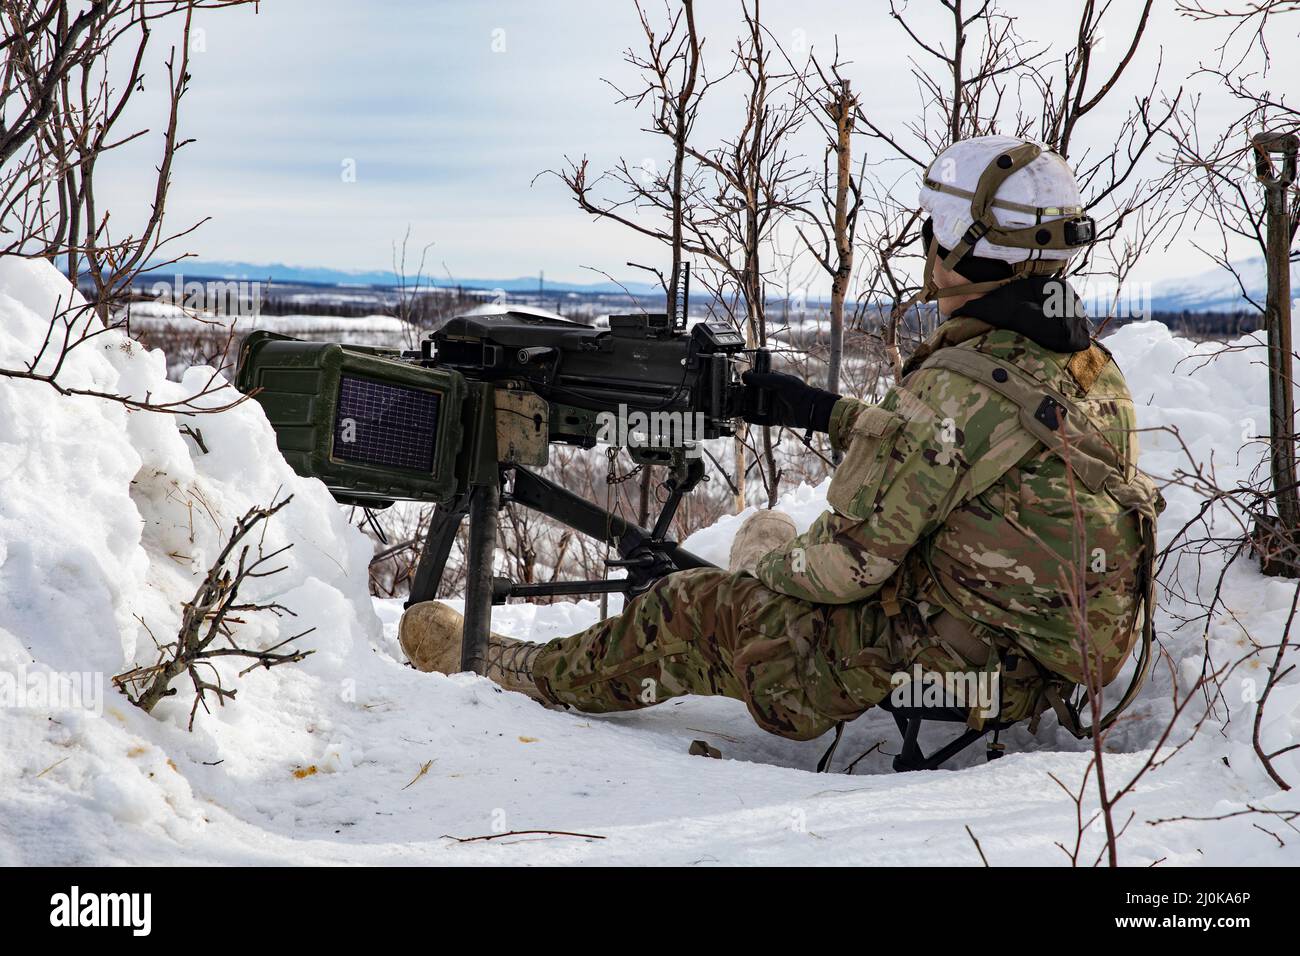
<box><xmin>235</xmin><ymin>309</ymin><xmax>770</xmax><ymax>672</ymax></box>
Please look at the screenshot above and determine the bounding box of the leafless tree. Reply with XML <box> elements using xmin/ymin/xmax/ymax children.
<box><xmin>676</xmin><ymin>1</ymin><xmax>811</xmax><ymax>508</ymax></box>
<box><xmin>546</xmin><ymin>0</ymin><xmax>719</xmax><ymax>516</ymax></box>
<box><xmin>1162</xmin><ymin>1</ymin><xmax>1299</xmax><ymax>586</ymax></box>
<box><xmin>552</xmin><ymin>1</ymin><xmax>812</xmax><ymax>509</ymax></box>
<box><xmin>1</xmin><ymin>0</ymin><xmax>257</xmax><ymax>415</ymax></box>
<box><xmin>840</xmin><ymin>1</ymin><xmax>1174</xmax><ymax>373</ymax></box>
<box><xmin>390</xmin><ymin>225</ymin><xmax>436</xmax><ymax>349</ymax></box>
<box><xmin>791</xmin><ymin>46</ymin><xmax>863</xmax><ymax>403</ymax></box>
<box><xmin>1156</xmin><ymin>1</ymin><xmax>1300</xmax><ymax>786</ymax></box>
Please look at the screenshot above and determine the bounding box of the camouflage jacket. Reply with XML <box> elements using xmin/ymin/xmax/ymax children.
<box><xmin>754</xmin><ymin>317</ymin><xmax>1155</xmax><ymax>683</ymax></box>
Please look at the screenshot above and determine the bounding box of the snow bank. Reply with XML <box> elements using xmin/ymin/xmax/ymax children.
<box><xmin>1104</xmin><ymin>321</ymin><xmax>1300</xmax><ymax>789</ymax></box>
<box><xmin>1</xmin><ymin>261</ymin><xmax>1296</xmax><ymax>865</ymax></box>
<box><xmin>0</xmin><ymin>257</ymin><xmax>392</xmax><ymax>856</ymax></box>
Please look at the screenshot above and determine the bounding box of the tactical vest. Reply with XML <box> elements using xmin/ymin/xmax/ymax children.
<box><xmin>908</xmin><ymin>330</ymin><xmax>1164</xmax><ymax>736</ymax></box>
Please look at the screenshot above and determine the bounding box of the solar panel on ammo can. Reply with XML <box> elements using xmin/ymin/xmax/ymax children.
<box><xmin>236</xmin><ymin>331</ymin><xmax>466</xmax><ymax>505</ymax></box>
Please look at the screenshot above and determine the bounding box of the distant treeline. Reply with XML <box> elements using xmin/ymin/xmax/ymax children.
<box><xmin>1107</xmin><ymin>311</ymin><xmax>1261</xmax><ymax>339</ymax></box>
<box><xmin>256</xmin><ymin>291</ymin><xmax>483</xmax><ymax>322</ymax></box>
<box><xmin>255</xmin><ymin>297</ymin><xmax>1262</xmax><ymax>337</ymax></box>
<box><xmin>257</xmin><ymin>297</ymin><xmax>388</xmax><ymax>317</ymax></box>
<box><xmin>119</xmin><ymin>277</ymin><xmax>1265</xmax><ymax>342</ymax></box>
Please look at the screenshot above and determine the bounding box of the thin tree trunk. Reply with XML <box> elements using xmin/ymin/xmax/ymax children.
<box><xmin>827</xmin><ymin>81</ymin><xmax>855</xmax><ymax>398</ymax></box>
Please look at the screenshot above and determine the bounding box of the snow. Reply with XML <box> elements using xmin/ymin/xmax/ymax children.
<box><xmin>1</xmin><ymin>259</ymin><xmax>1298</xmax><ymax>866</ymax></box>
<box><xmin>126</xmin><ymin>300</ymin><xmax>415</xmax><ymax>342</ymax></box>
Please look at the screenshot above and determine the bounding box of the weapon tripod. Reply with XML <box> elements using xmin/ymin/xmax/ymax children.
<box><xmin>403</xmin><ymin>386</ymin><xmax>713</xmax><ymax>672</ymax></box>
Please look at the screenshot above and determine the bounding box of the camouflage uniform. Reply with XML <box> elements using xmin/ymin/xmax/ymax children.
<box><xmin>532</xmin><ymin>317</ymin><xmax>1158</xmax><ymax>739</ymax></box>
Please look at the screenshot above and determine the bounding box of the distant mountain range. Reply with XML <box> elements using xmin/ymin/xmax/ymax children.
<box><xmin>146</xmin><ymin>259</ymin><xmax>664</xmax><ymax>297</ymax></box>
<box><xmin>1146</xmin><ymin>255</ymin><xmax>1297</xmax><ymax>313</ymax></box>
<box><xmin>145</xmin><ymin>255</ymin><xmax>1297</xmax><ymax>313</ymax></box>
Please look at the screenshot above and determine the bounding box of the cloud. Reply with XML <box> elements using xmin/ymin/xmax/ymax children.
<box><xmin>95</xmin><ymin>0</ymin><xmax>1299</xmax><ymax>287</ymax></box>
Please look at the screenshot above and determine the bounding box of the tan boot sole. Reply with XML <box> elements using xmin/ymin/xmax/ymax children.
<box><xmin>399</xmin><ymin>603</ymin><xmax>559</xmax><ymax>710</ymax></box>
<box><xmin>399</xmin><ymin>601</ymin><xmax>467</xmax><ymax>673</ymax></box>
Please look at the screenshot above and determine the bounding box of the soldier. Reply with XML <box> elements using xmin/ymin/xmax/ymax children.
<box><xmin>400</xmin><ymin>135</ymin><xmax>1162</xmax><ymax>743</ymax></box>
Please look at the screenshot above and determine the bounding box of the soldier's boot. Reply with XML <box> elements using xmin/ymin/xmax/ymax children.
<box><xmin>399</xmin><ymin>601</ymin><xmax>552</xmax><ymax>703</ymax></box>
<box><xmin>727</xmin><ymin>509</ymin><xmax>797</xmax><ymax>574</ymax></box>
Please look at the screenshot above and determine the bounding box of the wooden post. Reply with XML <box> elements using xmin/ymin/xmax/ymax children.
<box><xmin>1252</xmin><ymin>131</ymin><xmax>1299</xmax><ymax>576</ymax></box>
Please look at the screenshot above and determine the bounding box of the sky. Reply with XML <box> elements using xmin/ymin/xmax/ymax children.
<box><xmin>93</xmin><ymin>0</ymin><xmax>1299</xmax><ymax>291</ymax></box>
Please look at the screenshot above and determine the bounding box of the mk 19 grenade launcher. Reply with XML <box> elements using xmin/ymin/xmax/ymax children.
<box><xmin>236</xmin><ymin>310</ymin><xmax>770</xmax><ymax>642</ymax></box>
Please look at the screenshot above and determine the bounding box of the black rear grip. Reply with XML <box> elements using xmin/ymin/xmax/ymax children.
<box><xmin>752</xmin><ymin>349</ymin><xmax>772</xmax><ymax>420</ymax></box>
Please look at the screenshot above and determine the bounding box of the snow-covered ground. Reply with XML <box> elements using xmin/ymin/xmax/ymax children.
<box><xmin>1</xmin><ymin>257</ymin><xmax>1297</xmax><ymax>866</ymax></box>
<box><xmin>126</xmin><ymin>298</ymin><xmax>416</xmax><ymax>345</ymax></box>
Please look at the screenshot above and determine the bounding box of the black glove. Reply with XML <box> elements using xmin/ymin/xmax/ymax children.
<box><xmin>741</xmin><ymin>369</ymin><xmax>840</xmax><ymax>433</ymax></box>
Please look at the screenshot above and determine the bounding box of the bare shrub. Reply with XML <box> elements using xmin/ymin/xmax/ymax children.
<box><xmin>113</xmin><ymin>496</ymin><xmax>314</xmax><ymax>730</ymax></box>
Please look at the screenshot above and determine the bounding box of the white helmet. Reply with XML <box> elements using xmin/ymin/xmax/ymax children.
<box><xmin>920</xmin><ymin>135</ymin><xmax>1090</xmax><ymax>266</ymax></box>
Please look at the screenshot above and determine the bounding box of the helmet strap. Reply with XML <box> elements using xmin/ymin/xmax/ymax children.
<box><xmin>892</xmin><ymin>235</ymin><xmax>1065</xmax><ymax>321</ymax></box>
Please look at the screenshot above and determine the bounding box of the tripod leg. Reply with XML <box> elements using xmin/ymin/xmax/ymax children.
<box><xmin>460</xmin><ymin>479</ymin><xmax>500</xmax><ymax>675</ymax></box>
<box><xmin>405</xmin><ymin>498</ymin><xmax>469</xmax><ymax>608</ymax></box>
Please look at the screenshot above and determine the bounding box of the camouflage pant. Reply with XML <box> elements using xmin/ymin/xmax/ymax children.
<box><xmin>532</xmin><ymin>568</ymin><xmax>1034</xmax><ymax>740</ymax></box>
